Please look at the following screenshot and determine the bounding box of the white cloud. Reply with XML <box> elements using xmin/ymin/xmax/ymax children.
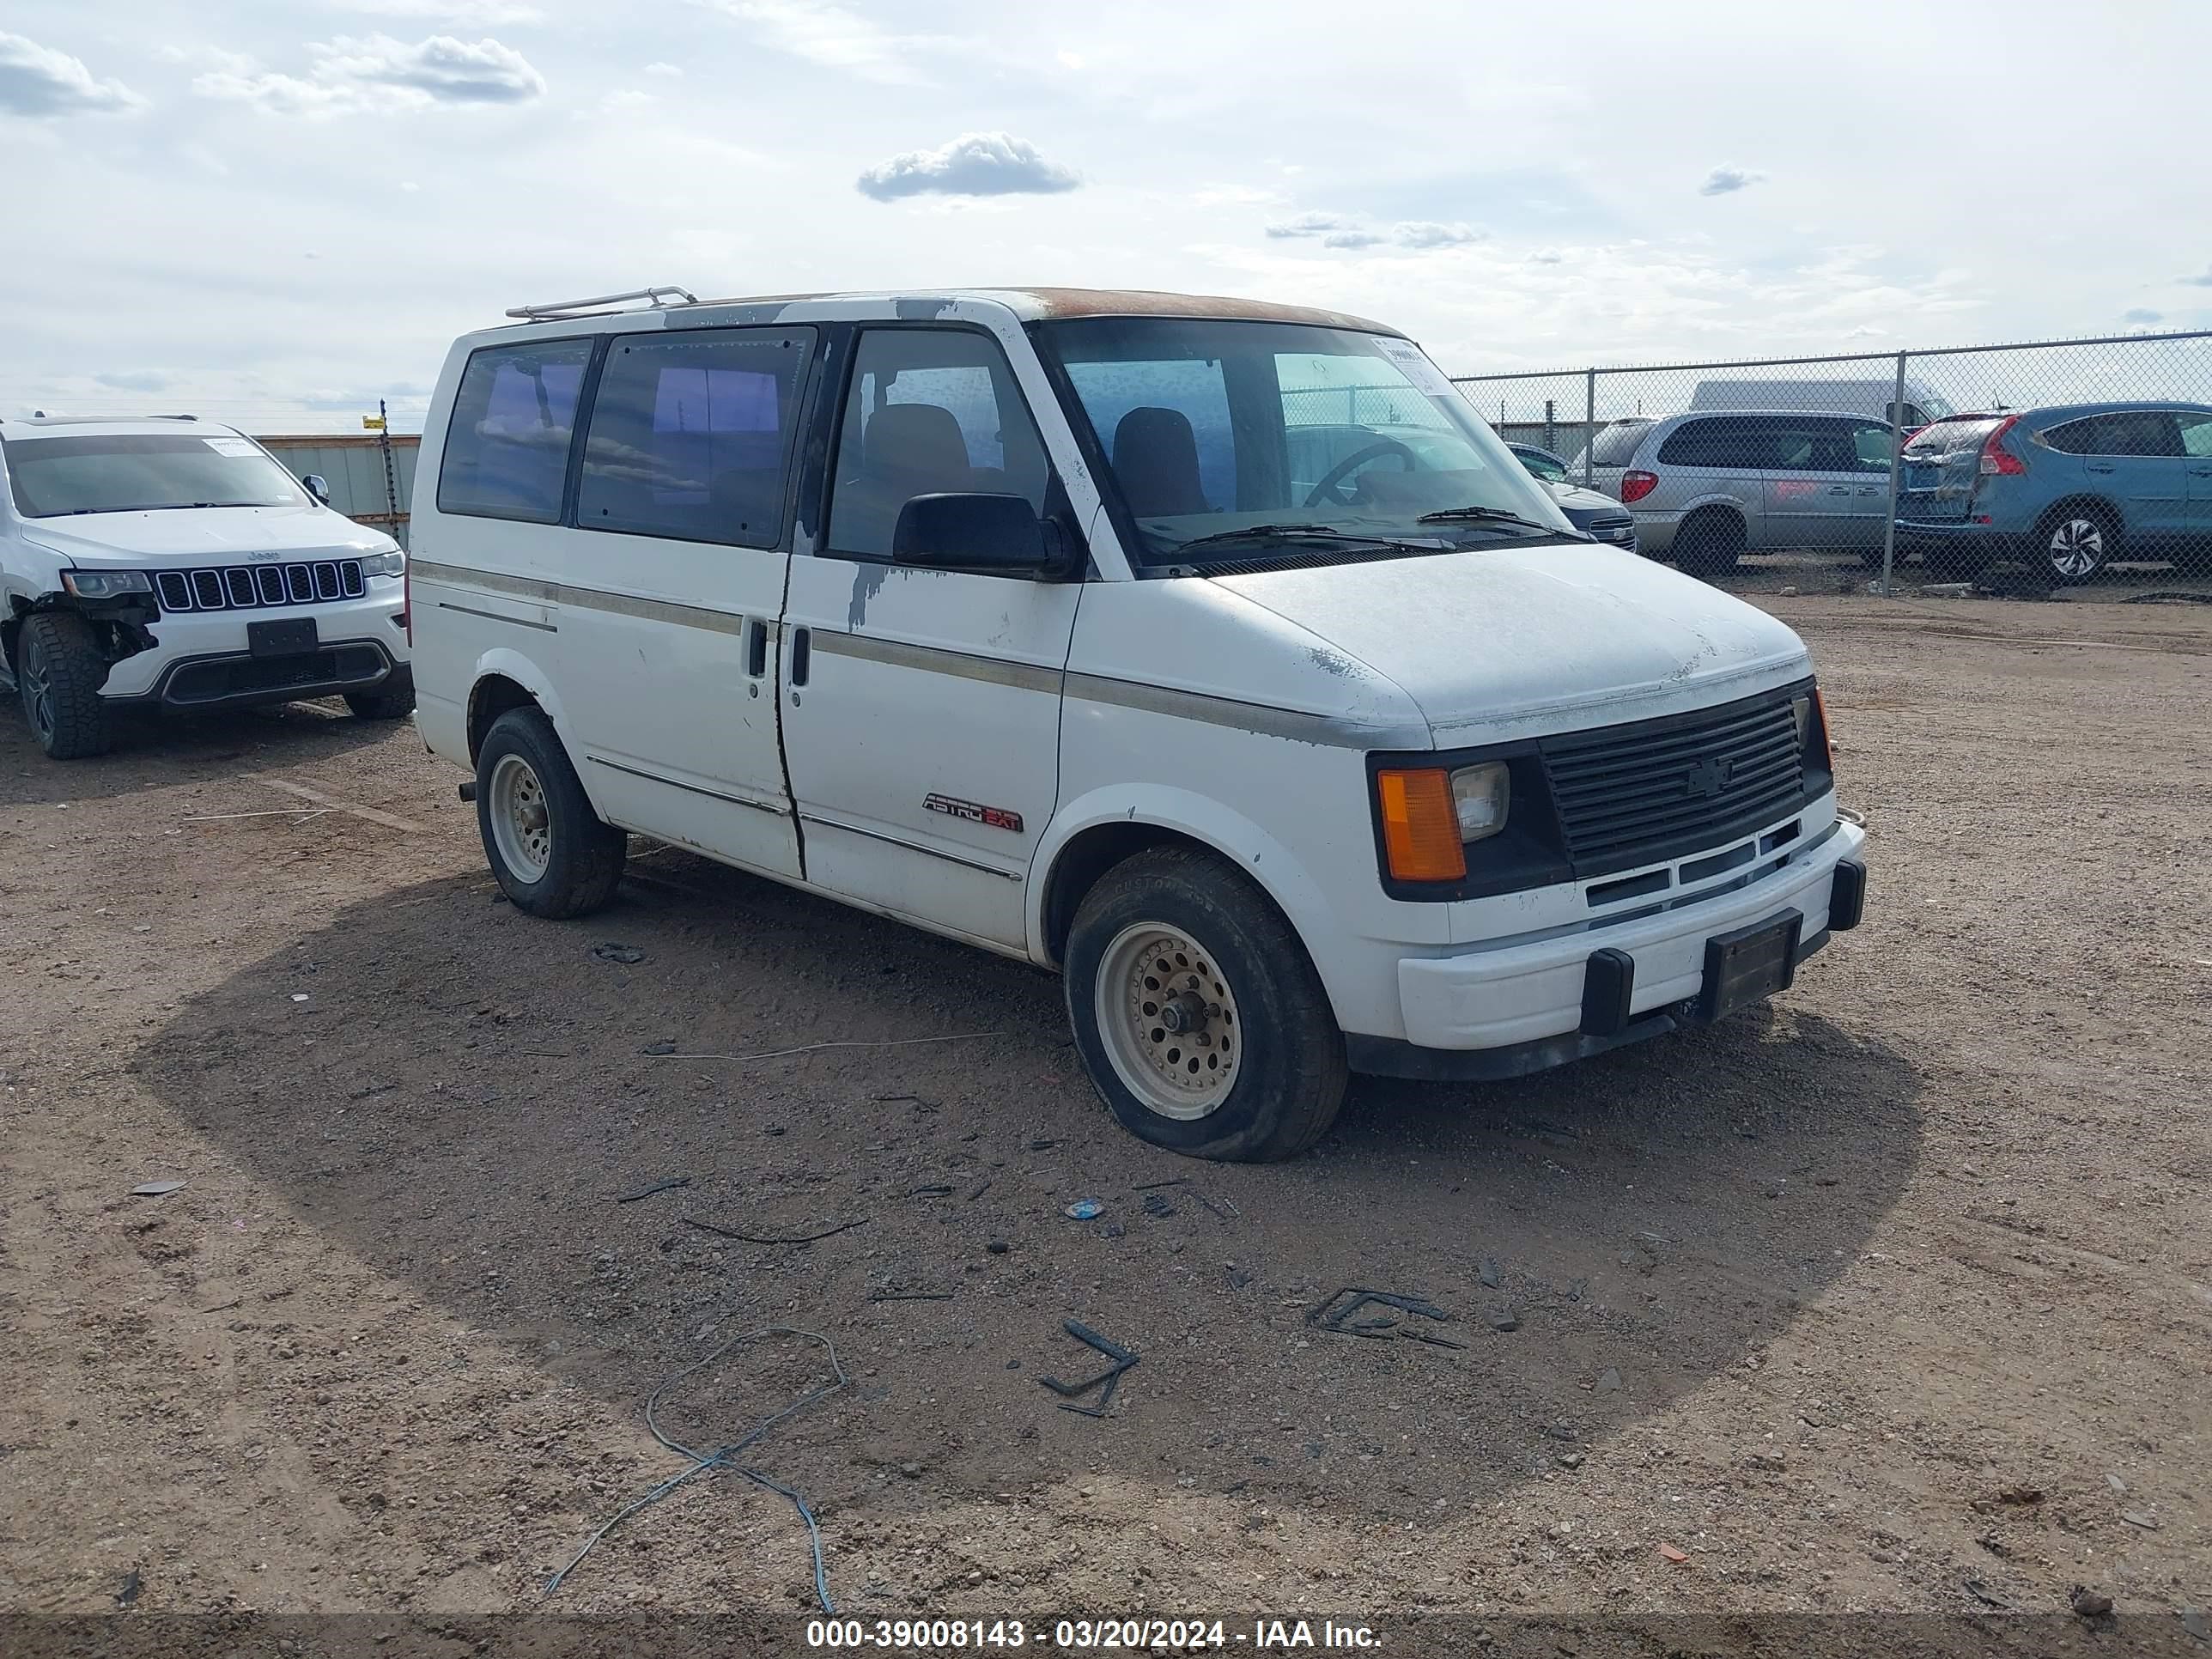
<box><xmin>1266</xmin><ymin>210</ymin><xmax>1352</xmax><ymax>240</ymax></box>
<box><xmin>0</xmin><ymin>32</ymin><xmax>144</xmax><ymax>116</ymax></box>
<box><xmin>701</xmin><ymin>0</ymin><xmax>930</xmax><ymax>84</ymax></box>
<box><xmin>2179</xmin><ymin>266</ymin><xmax>2212</xmax><ymax>289</ymax></box>
<box><xmin>643</xmin><ymin>61</ymin><xmax>683</xmax><ymax>76</ymax></box>
<box><xmin>1530</xmin><ymin>248</ymin><xmax>1565</xmax><ymax>264</ymax></box>
<box><xmin>325</xmin><ymin>0</ymin><xmax>546</xmax><ymax>21</ymax></box>
<box><xmin>94</xmin><ymin>370</ymin><xmax>172</xmax><ymax>392</ymax></box>
<box><xmin>194</xmin><ymin>33</ymin><xmax>545</xmax><ymax>117</ymax></box>
<box><xmin>1271</xmin><ymin>213</ymin><xmax>1485</xmax><ymax>252</ymax></box>
<box><xmin>2122</xmin><ymin>307</ymin><xmax>2162</xmax><ymax>324</ymax></box>
<box><xmin>1392</xmin><ymin>221</ymin><xmax>1485</xmax><ymax>250</ymax></box>
<box><xmin>856</xmin><ymin>131</ymin><xmax>1079</xmax><ymax>201</ymax></box>
<box><xmin>1698</xmin><ymin>164</ymin><xmax>1765</xmax><ymax>197</ymax></box>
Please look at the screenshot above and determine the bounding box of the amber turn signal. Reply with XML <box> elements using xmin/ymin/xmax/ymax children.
<box><xmin>1376</xmin><ymin>768</ymin><xmax>1468</xmax><ymax>882</ymax></box>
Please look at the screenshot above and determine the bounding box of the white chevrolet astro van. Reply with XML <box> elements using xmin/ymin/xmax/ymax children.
<box><xmin>411</xmin><ymin>286</ymin><xmax>1866</xmax><ymax>1162</ymax></box>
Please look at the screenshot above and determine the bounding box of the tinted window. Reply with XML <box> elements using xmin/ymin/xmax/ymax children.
<box><xmin>437</xmin><ymin>340</ymin><xmax>592</xmax><ymax>522</ymax></box>
<box><xmin>1656</xmin><ymin>417</ymin><xmax>1765</xmax><ymax>470</ymax></box>
<box><xmin>3</xmin><ymin>433</ymin><xmax>303</xmax><ymax>517</ymax></box>
<box><xmin>1515</xmin><ymin>447</ymin><xmax>1569</xmax><ymax>482</ymax></box>
<box><xmin>827</xmin><ymin>329</ymin><xmax>1051</xmax><ymax>562</ymax></box>
<box><xmin>2045</xmin><ymin>411</ymin><xmax>2184</xmax><ymax>458</ymax></box>
<box><xmin>2180</xmin><ymin>412</ymin><xmax>2212</xmax><ymax>458</ymax></box>
<box><xmin>574</xmin><ymin>327</ymin><xmax>813</xmax><ymax>547</ymax></box>
<box><xmin>1850</xmin><ymin>422</ymin><xmax>1896</xmax><ymax>470</ymax></box>
<box><xmin>1589</xmin><ymin>421</ymin><xmax>1651</xmax><ymax>466</ymax></box>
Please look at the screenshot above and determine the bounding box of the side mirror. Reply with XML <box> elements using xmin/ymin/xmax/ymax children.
<box><xmin>301</xmin><ymin>473</ymin><xmax>331</xmax><ymax>506</ymax></box>
<box><xmin>892</xmin><ymin>492</ymin><xmax>1060</xmax><ymax>574</ymax></box>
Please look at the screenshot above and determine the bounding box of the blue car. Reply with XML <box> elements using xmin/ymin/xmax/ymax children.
<box><xmin>1895</xmin><ymin>401</ymin><xmax>2212</xmax><ymax>582</ymax></box>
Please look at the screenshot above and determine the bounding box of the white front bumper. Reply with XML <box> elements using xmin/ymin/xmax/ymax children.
<box><xmin>1396</xmin><ymin>817</ymin><xmax>1865</xmax><ymax>1050</ymax></box>
<box><xmin>100</xmin><ymin>585</ymin><xmax>409</xmax><ymax>699</ymax></box>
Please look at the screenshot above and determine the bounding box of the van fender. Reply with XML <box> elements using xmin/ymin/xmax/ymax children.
<box><xmin>465</xmin><ymin>645</ymin><xmax>606</xmax><ymax>784</ymax></box>
<box><xmin>1027</xmin><ymin>784</ymin><xmax>1342</xmax><ymax>987</ymax></box>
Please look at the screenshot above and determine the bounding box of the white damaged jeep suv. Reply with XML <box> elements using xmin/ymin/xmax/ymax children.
<box><xmin>0</xmin><ymin>416</ymin><xmax>413</xmax><ymax>759</ymax></box>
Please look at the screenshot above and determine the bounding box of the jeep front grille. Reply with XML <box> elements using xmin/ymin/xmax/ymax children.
<box><xmin>150</xmin><ymin>559</ymin><xmax>366</xmax><ymax>614</ymax></box>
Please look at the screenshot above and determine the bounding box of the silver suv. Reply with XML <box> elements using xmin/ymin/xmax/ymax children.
<box><xmin>1581</xmin><ymin>411</ymin><xmax>1896</xmax><ymax>576</ymax></box>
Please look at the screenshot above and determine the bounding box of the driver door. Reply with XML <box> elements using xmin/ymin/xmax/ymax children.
<box><xmin>777</xmin><ymin>325</ymin><xmax>1080</xmax><ymax>952</ymax></box>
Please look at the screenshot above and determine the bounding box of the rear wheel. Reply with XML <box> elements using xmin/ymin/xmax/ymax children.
<box><xmin>2037</xmin><ymin>507</ymin><xmax>2118</xmax><ymax>585</ymax></box>
<box><xmin>475</xmin><ymin>707</ymin><xmax>626</xmax><ymax>917</ymax></box>
<box><xmin>1674</xmin><ymin>508</ymin><xmax>1746</xmax><ymax>580</ymax></box>
<box><xmin>17</xmin><ymin>611</ymin><xmax>114</xmax><ymax>760</ymax></box>
<box><xmin>1065</xmin><ymin>846</ymin><xmax>1346</xmax><ymax>1163</ymax></box>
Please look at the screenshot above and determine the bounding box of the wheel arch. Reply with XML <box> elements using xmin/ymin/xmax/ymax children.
<box><xmin>2034</xmin><ymin>493</ymin><xmax>2127</xmax><ymax>538</ymax></box>
<box><xmin>464</xmin><ymin>648</ymin><xmax>575</xmax><ymax>764</ymax></box>
<box><xmin>1029</xmin><ymin>788</ymin><xmax>1338</xmax><ymax>983</ymax></box>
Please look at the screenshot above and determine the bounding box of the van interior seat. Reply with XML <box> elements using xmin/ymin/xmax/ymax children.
<box><xmin>1113</xmin><ymin>406</ymin><xmax>1211</xmax><ymax>517</ymax></box>
<box><xmin>836</xmin><ymin>402</ymin><xmax>975</xmax><ymax>555</ymax></box>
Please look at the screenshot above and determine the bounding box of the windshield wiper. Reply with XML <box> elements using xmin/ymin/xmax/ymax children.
<box><xmin>1414</xmin><ymin>506</ymin><xmax>1572</xmax><ymax>535</ymax></box>
<box><xmin>1166</xmin><ymin>523</ymin><xmax>1443</xmax><ymax>556</ymax></box>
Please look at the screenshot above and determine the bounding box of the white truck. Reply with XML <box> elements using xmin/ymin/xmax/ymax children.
<box><xmin>0</xmin><ymin>416</ymin><xmax>412</xmax><ymax>757</ymax></box>
<box><xmin>409</xmin><ymin>285</ymin><xmax>1867</xmax><ymax>1161</ymax></box>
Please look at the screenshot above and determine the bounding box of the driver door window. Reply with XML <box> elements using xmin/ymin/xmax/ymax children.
<box><xmin>826</xmin><ymin>330</ymin><xmax>1049</xmax><ymax>562</ymax></box>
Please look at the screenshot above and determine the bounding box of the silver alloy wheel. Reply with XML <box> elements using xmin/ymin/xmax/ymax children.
<box><xmin>488</xmin><ymin>752</ymin><xmax>551</xmax><ymax>884</ymax></box>
<box><xmin>2048</xmin><ymin>518</ymin><xmax>2106</xmax><ymax>579</ymax></box>
<box><xmin>21</xmin><ymin>640</ymin><xmax>53</xmax><ymax>742</ymax></box>
<box><xmin>1093</xmin><ymin>922</ymin><xmax>1243</xmax><ymax>1121</ymax></box>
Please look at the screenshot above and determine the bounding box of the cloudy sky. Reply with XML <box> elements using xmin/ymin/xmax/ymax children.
<box><xmin>4</xmin><ymin>0</ymin><xmax>2209</xmax><ymax>431</ymax></box>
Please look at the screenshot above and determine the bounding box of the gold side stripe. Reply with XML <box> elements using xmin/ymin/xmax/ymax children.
<box><xmin>809</xmin><ymin>629</ymin><xmax>1061</xmax><ymax>694</ymax></box>
<box><xmin>410</xmin><ymin>559</ymin><xmax>750</xmax><ymax>637</ymax></box>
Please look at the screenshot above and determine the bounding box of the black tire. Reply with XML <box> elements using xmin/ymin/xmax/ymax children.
<box><xmin>1674</xmin><ymin>508</ymin><xmax>1746</xmax><ymax>580</ymax></box>
<box><xmin>474</xmin><ymin>707</ymin><xmax>626</xmax><ymax>918</ymax></box>
<box><xmin>2035</xmin><ymin>504</ymin><xmax>2119</xmax><ymax>586</ymax></box>
<box><xmin>345</xmin><ymin>681</ymin><xmax>416</xmax><ymax>720</ymax></box>
<box><xmin>1064</xmin><ymin>844</ymin><xmax>1346</xmax><ymax>1163</ymax></box>
<box><xmin>17</xmin><ymin>611</ymin><xmax>114</xmax><ymax>760</ymax></box>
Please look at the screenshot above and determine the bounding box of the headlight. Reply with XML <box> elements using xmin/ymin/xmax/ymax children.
<box><xmin>361</xmin><ymin>551</ymin><xmax>405</xmax><ymax>579</ymax></box>
<box><xmin>1450</xmin><ymin>762</ymin><xmax>1510</xmax><ymax>842</ymax></box>
<box><xmin>59</xmin><ymin>569</ymin><xmax>152</xmax><ymax>599</ymax></box>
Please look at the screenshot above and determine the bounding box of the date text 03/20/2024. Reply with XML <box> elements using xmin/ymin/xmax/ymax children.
<box><xmin>805</xmin><ymin>1620</ymin><xmax>1382</xmax><ymax>1650</ymax></box>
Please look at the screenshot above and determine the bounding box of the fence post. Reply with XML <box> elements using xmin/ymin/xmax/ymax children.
<box><xmin>1583</xmin><ymin>368</ymin><xmax>1596</xmax><ymax>487</ymax></box>
<box><xmin>377</xmin><ymin>398</ymin><xmax>402</xmax><ymax>550</ymax></box>
<box><xmin>1880</xmin><ymin>351</ymin><xmax>1906</xmax><ymax>598</ymax></box>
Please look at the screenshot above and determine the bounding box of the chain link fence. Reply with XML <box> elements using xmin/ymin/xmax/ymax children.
<box><xmin>1452</xmin><ymin>330</ymin><xmax>2212</xmax><ymax>592</ymax></box>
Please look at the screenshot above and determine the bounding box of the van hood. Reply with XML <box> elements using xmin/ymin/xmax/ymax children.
<box><xmin>1210</xmin><ymin>543</ymin><xmax>1810</xmax><ymax>744</ymax></box>
<box><xmin>18</xmin><ymin>502</ymin><xmax>394</xmax><ymax>565</ymax></box>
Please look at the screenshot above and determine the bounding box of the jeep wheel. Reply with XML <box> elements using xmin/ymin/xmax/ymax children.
<box><xmin>1674</xmin><ymin>508</ymin><xmax>1746</xmax><ymax>580</ymax></box>
<box><xmin>475</xmin><ymin>707</ymin><xmax>626</xmax><ymax>918</ymax></box>
<box><xmin>18</xmin><ymin>612</ymin><xmax>114</xmax><ymax>760</ymax></box>
<box><xmin>1065</xmin><ymin>845</ymin><xmax>1346</xmax><ymax>1162</ymax></box>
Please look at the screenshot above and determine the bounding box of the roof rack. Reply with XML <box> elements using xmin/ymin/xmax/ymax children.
<box><xmin>505</xmin><ymin>286</ymin><xmax>699</xmax><ymax>322</ymax></box>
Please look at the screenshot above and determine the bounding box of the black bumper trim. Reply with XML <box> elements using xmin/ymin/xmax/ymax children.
<box><xmin>106</xmin><ymin>642</ymin><xmax>407</xmax><ymax>713</ymax></box>
<box><xmin>1347</xmin><ymin>923</ymin><xmax>1833</xmax><ymax>1083</ymax></box>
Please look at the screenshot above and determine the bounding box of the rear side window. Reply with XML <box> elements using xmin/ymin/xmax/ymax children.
<box><xmin>574</xmin><ymin>326</ymin><xmax>816</xmax><ymax>548</ymax></box>
<box><xmin>1656</xmin><ymin>417</ymin><xmax>1764</xmax><ymax>469</ymax></box>
<box><xmin>1589</xmin><ymin>421</ymin><xmax>1650</xmax><ymax>466</ymax></box>
<box><xmin>437</xmin><ymin>340</ymin><xmax>592</xmax><ymax>522</ymax></box>
<box><xmin>2042</xmin><ymin>410</ymin><xmax>2184</xmax><ymax>458</ymax></box>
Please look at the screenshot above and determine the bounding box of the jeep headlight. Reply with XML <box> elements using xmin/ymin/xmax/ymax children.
<box><xmin>1449</xmin><ymin>762</ymin><xmax>1510</xmax><ymax>842</ymax></box>
<box><xmin>59</xmin><ymin>569</ymin><xmax>152</xmax><ymax>599</ymax></box>
<box><xmin>361</xmin><ymin>551</ymin><xmax>405</xmax><ymax>579</ymax></box>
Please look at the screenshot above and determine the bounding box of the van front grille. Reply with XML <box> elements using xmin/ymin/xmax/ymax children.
<box><xmin>1540</xmin><ymin>691</ymin><xmax>1806</xmax><ymax>873</ymax></box>
<box><xmin>151</xmin><ymin>560</ymin><xmax>365</xmax><ymax>613</ymax></box>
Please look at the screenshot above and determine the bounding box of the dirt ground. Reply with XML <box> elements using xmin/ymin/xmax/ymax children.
<box><xmin>2</xmin><ymin>558</ymin><xmax>2208</xmax><ymax>1637</ymax></box>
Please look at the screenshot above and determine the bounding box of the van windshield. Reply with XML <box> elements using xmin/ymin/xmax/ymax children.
<box><xmin>3</xmin><ymin>432</ymin><xmax>305</xmax><ymax>517</ymax></box>
<box><xmin>1033</xmin><ymin>318</ymin><xmax>1574</xmax><ymax>568</ymax></box>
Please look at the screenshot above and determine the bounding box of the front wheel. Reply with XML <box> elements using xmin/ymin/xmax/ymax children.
<box><xmin>1065</xmin><ymin>846</ymin><xmax>1346</xmax><ymax>1162</ymax></box>
<box><xmin>17</xmin><ymin>611</ymin><xmax>114</xmax><ymax>760</ymax></box>
<box><xmin>475</xmin><ymin>707</ymin><xmax>627</xmax><ymax>917</ymax></box>
<box><xmin>1674</xmin><ymin>509</ymin><xmax>1746</xmax><ymax>580</ymax></box>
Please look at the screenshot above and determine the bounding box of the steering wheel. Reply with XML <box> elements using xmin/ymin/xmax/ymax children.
<box><xmin>1303</xmin><ymin>439</ymin><xmax>1418</xmax><ymax>507</ymax></box>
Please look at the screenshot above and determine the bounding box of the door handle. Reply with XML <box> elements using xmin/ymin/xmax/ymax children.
<box><xmin>2086</xmin><ymin>462</ymin><xmax>2116</xmax><ymax>474</ymax></box>
<box><xmin>746</xmin><ymin>618</ymin><xmax>769</xmax><ymax>678</ymax></box>
<box><xmin>789</xmin><ymin>626</ymin><xmax>811</xmax><ymax>688</ymax></box>
<box><xmin>1827</xmin><ymin>486</ymin><xmax>1850</xmax><ymax>495</ymax></box>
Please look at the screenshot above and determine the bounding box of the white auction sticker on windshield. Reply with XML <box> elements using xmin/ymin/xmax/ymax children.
<box><xmin>204</xmin><ymin>437</ymin><xmax>258</xmax><ymax>457</ymax></box>
<box><xmin>1378</xmin><ymin>338</ymin><xmax>1456</xmax><ymax>399</ymax></box>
